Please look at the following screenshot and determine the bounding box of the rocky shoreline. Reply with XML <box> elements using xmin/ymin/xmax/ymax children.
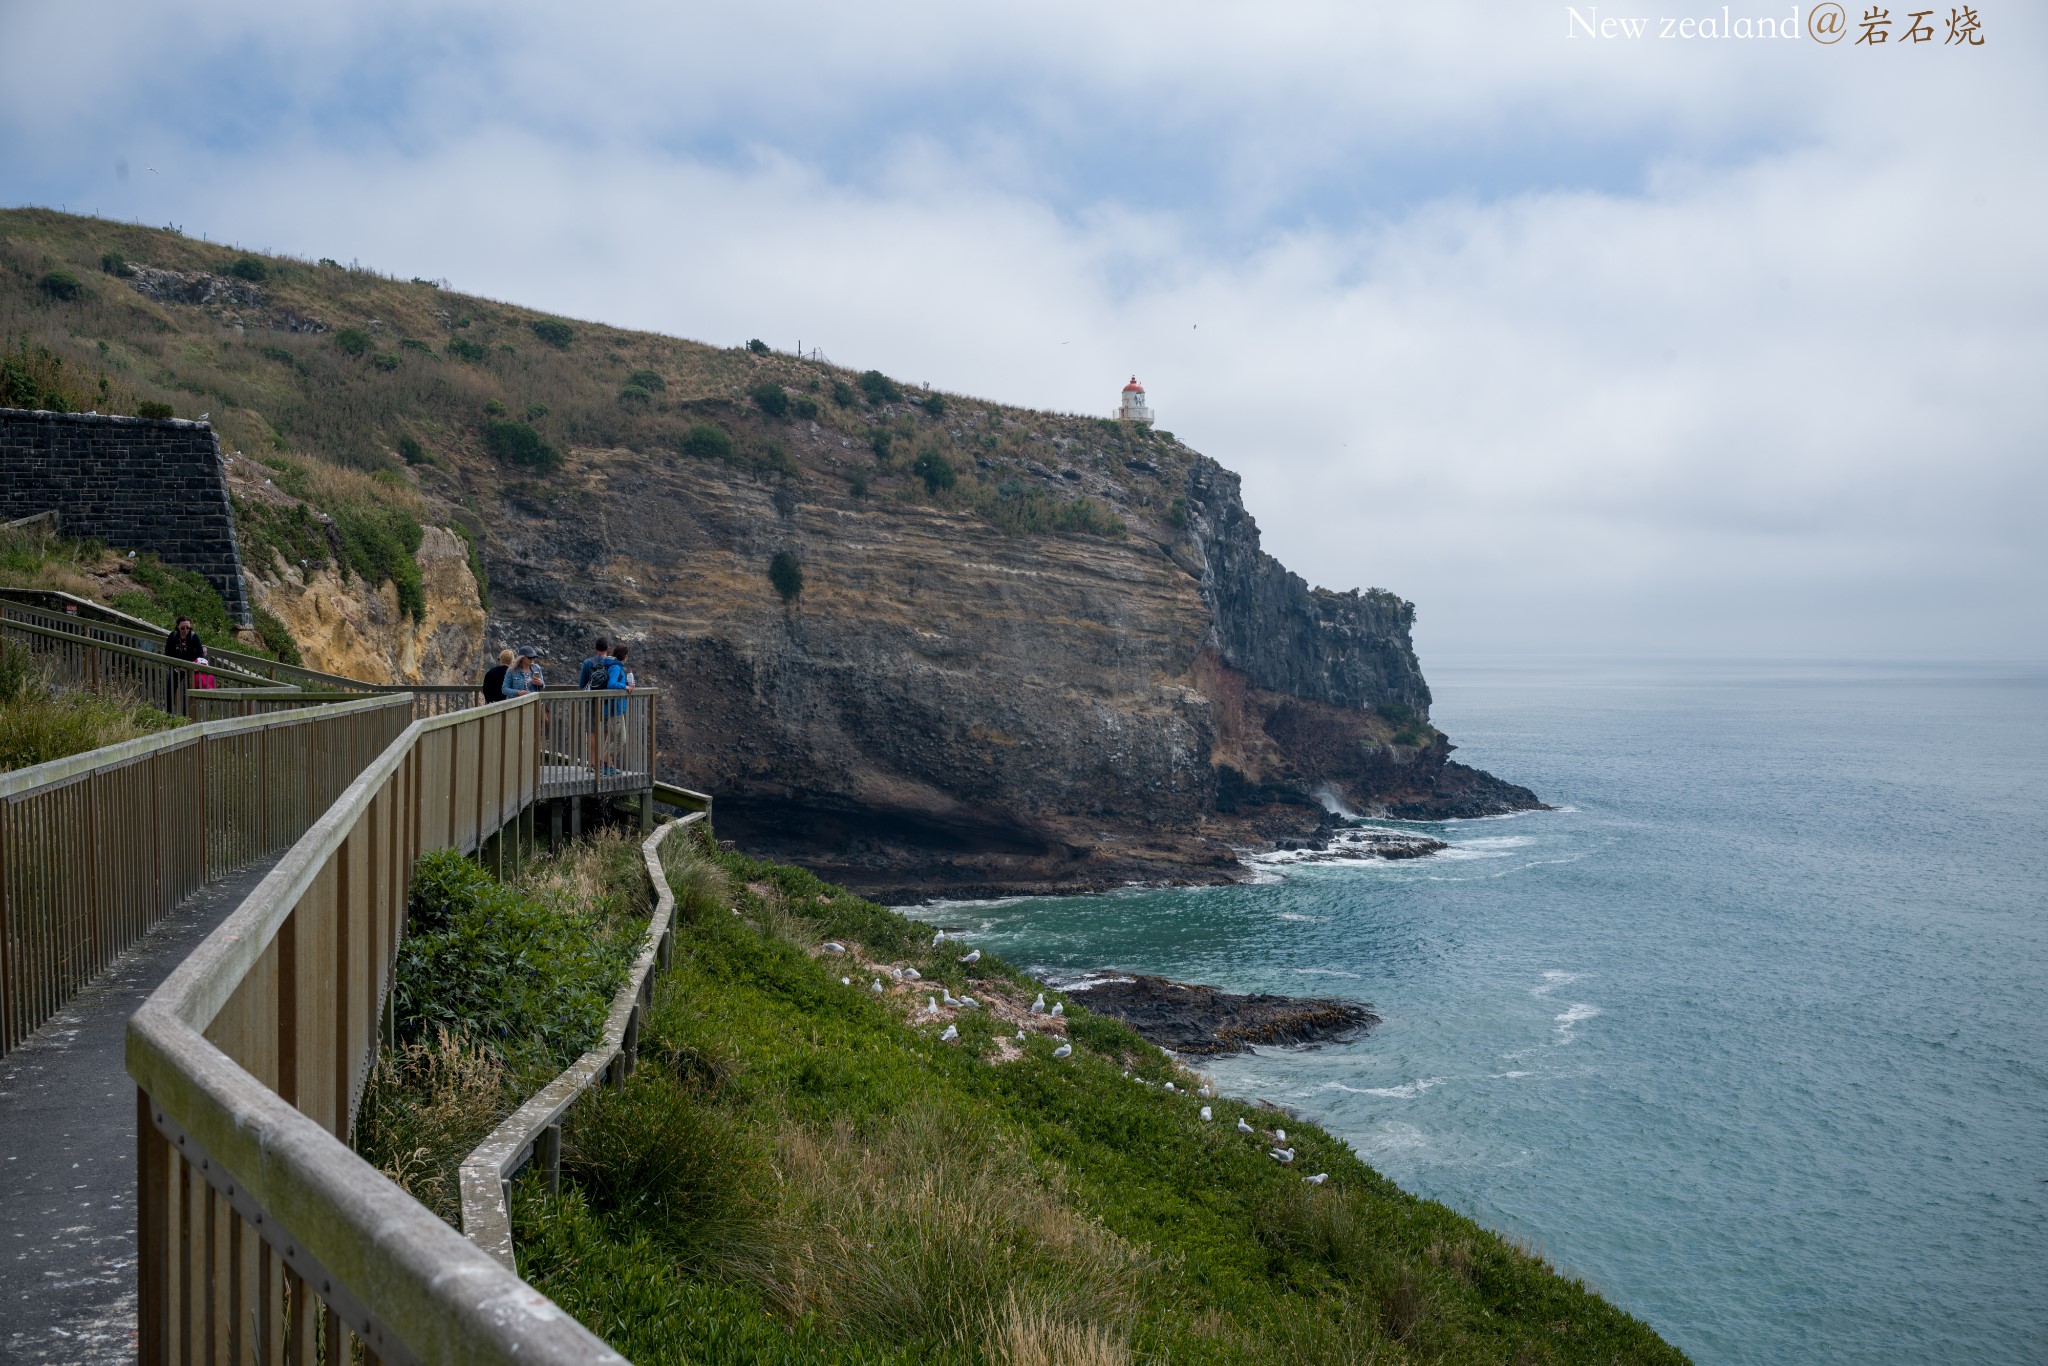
<box><xmin>1061</xmin><ymin>973</ymin><xmax>1378</xmax><ymax>1055</ymax></box>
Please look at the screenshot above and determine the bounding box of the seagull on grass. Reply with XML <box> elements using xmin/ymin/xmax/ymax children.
<box><xmin>1050</xmin><ymin>1002</ymin><xmax>1064</xmax><ymax>1017</ymax></box>
<box><xmin>1200</xmin><ymin>1106</ymin><xmax>1213</xmax><ymax>1122</ymax></box>
<box><xmin>1051</xmin><ymin>1042</ymin><xmax>1072</xmax><ymax>1058</ymax></box>
<box><xmin>1303</xmin><ymin>1173</ymin><xmax>1329</xmax><ymax>1185</ymax></box>
<box><xmin>1273</xmin><ymin>1128</ymin><xmax>1287</xmax><ymax>1144</ymax></box>
<box><xmin>822</xmin><ymin>942</ymin><xmax>847</xmax><ymax>955</ymax></box>
<box><xmin>925</xmin><ymin>997</ymin><xmax>939</xmax><ymax>1016</ymax></box>
<box><xmin>960</xmin><ymin>949</ymin><xmax>981</xmax><ymax>964</ymax></box>
<box><xmin>841</xmin><ymin>977</ymin><xmax>851</xmax><ymax>986</ymax></box>
<box><xmin>1196</xmin><ymin>1085</ymin><xmax>1213</xmax><ymax>1099</ymax></box>
<box><xmin>957</xmin><ymin>995</ymin><xmax>979</xmax><ymax>1008</ymax></box>
<box><xmin>941</xmin><ymin>988</ymin><xmax>962</xmax><ymax>1007</ymax></box>
<box><xmin>1269</xmin><ymin>1148</ymin><xmax>1296</xmax><ymax>1164</ymax></box>
<box><xmin>904</xmin><ymin>967</ymin><xmax>922</xmax><ymax>981</ymax></box>
<box><xmin>932</xmin><ymin>930</ymin><xmax>947</xmax><ymax>947</ymax></box>
<box><xmin>870</xmin><ymin>979</ymin><xmax>884</xmax><ymax>994</ymax></box>
<box><xmin>940</xmin><ymin>1024</ymin><xmax>959</xmax><ymax>1042</ymax></box>
<box><xmin>1016</xmin><ymin>1029</ymin><xmax>1026</xmax><ymax>1040</ymax></box>
<box><xmin>1164</xmin><ymin>1082</ymin><xmax>1177</xmax><ymax>1093</ymax></box>
<box><xmin>1236</xmin><ymin>1117</ymin><xmax>1255</xmax><ymax>1135</ymax></box>
<box><xmin>1029</xmin><ymin>993</ymin><xmax>1046</xmax><ymax>1014</ymax></box>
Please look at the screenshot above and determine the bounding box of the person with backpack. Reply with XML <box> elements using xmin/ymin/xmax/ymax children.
<box><xmin>598</xmin><ymin>643</ymin><xmax>633</xmax><ymax>775</ymax></box>
<box><xmin>578</xmin><ymin>637</ymin><xmax>611</xmax><ymax>690</ymax></box>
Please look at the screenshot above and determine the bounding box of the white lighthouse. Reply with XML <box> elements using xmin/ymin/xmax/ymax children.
<box><xmin>1117</xmin><ymin>376</ymin><xmax>1153</xmax><ymax>425</ymax></box>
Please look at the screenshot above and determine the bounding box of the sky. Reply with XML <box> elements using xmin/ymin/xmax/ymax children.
<box><xmin>4</xmin><ymin>1</ymin><xmax>2044</xmax><ymax>661</ymax></box>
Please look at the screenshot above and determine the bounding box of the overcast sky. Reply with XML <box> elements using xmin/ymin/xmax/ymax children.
<box><xmin>5</xmin><ymin>2</ymin><xmax>2043</xmax><ymax>660</ymax></box>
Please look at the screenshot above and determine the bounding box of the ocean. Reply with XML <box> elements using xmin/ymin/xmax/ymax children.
<box><xmin>906</xmin><ymin>659</ymin><xmax>2048</xmax><ymax>1365</ymax></box>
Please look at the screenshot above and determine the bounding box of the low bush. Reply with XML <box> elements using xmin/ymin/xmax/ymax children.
<box><xmin>680</xmin><ymin>422</ymin><xmax>733</xmax><ymax>464</ymax></box>
<box><xmin>446</xmin><ymin>336</ymin><xmax>488</xmax><ymax>362</ymax></box>
<box><xmin>768</xmin><ymin>550</ymin><xmax>803</xmax><ymax>603</ymax></box>
<box><xmin>113</xmin><ymin>556</ymin><xmax>243</xmax><ymax>642</ymax></box>
<box><xmin>371</xmin><ymin>352</ymin><xmax>400</xmax><ymax>372</ymax></box>
<box><xmin>531</xmin><ymin>319</ymin><xmax>575</xmax><ymax>349</ymax></box>
<box><xmin>397</xmin><ymin>434</ymin><xmax>429</xmax><ymax>465</ymax></box>
<box><xmin>869</xmin><ymin>430</ymin><xmax>893</xmax><ymax>464</ymax></box>
<box><xmin>100</xmin><ymin>251</ymin><xmax>133</xmax><ymax>277</ymax></box>
<box><xmin>251</xmin><ymin>606</ymin><xmax>302</xmax><ymax>665</ymax></box>
<box><xmin>975</xmin><ymin>482</ymin><xmax>1126</xmax><ymax>538</ymax></box>
<box><xmin>791</xmin><ymin>396</ymin><xmax>819</xmax><ymax>421</ymax></box>
<box><xmin>334</xmin><ymin>328</ymin><xmax>372</xmax><ymax>357</ymax></box>
<box><xmin>38</xmin><ymin>270</ymin><xmax>85</xmax><ymax>301</ymax></box>
<box><xmin>1167</xmin><ymin>496</ymin><xmax>1188</xmax><ymax>529</ymax></box>
<box><xmin>395</xmin><ymin>848</ymin><xmax>641</xmax><ymax>1069</ymax></box>
<box><xmin>746</xmin><ymin>338</ymin><xmax>770</xmax><ymax>355</ymax></box>
<box><xmin>619</xmin><ymin>384</ymin><xmax>653</xmax><ymax>407</ymax></box>
<box><xmin>858</xmin><ymin>370</ymin><xmax>901</xmax><ymax>404</ymax></box>
<box><xmin>626</xmin><ymin>369</ymin><xmax>667</xmax><ymax>392</ymax></box>
<box><xmin>136</xmin><ymin>401</ymin><xmax>174</xmax><ymax>420</ymax></box>
<box><xmin>227</xmin><ymin>255</ymin><xmax>269</xmax><ymax>282</ymax></box>
<box><xmin>0</xmin><ymin>640</ymin><xmax>184</xmax><ymax>772</ymax></box>
<box><xmin>750</xmin><ymin>382</ymin><xmax>789</xmax><ymax>419</ymax></box>
<box><xmin>920</xmin><ymin>393</ymin><xmax>946</xmax><ymax>417</ymax></box>
<box><xmin>911</xmin><ymin>449</ymin><xmax>956</xmax><ymax>494</ymax></box>
<box><xmin>845</xmin><ymin>468</ymin><xmax>869</xmax><ymax>499</ymax></box>
<box><xmin>831</xmin><ymin>379</ymin><xmax>857</xmax><ymax>407</ymax></box>
<box><xmin>483</xmin><ymin>419</ymin><xmax>562</xmax><ymax>475</ymax></box>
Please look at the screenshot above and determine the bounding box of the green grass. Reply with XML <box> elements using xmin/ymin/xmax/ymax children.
<box><xmin>509</xmin><ymin>834</ymin><xmax>1687</xmax><ymax>1366</ymax></box>
<box><xmin>0</xmin><ymin>639</ymin><xmax>184</xmax><ymax>772</ymax></box>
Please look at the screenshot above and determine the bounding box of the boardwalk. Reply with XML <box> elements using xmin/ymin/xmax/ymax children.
<box><xmin>0</xmin><ymin>858</ymin><xmax>283</xmax><ymax>1365</ymax></box>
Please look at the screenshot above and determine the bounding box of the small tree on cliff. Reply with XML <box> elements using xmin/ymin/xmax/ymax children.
<box><xmin>768</xmin><ymin>551</ymin><xmax>803</xmax><ymax>605</ymax></box>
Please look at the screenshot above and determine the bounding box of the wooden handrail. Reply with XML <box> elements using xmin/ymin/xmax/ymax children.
<box><xmin>3</xmin><ymin>614</ymin><xmax>274</xmax><ymax>690</ymax></box>
<box><xmin>126</xmin><ymin>691</ymin><xmax>660</xmax><ymax>1364</ymax></box>
<box><xmin>458</xmin><ymin>810</ymin><xmax>707</xmax><ymax>1271</ymax></box>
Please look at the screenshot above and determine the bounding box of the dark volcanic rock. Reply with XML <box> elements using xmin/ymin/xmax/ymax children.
<box><xmin>1067</xmin><ymin>973</ymin><xmax>1378</xmax><ymax>1055</ymax></box>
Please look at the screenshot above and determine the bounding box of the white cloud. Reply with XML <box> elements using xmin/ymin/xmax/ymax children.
<box><xmin>5</xmin><ymin>0</ymin><xmax>2044</xmax><ymax>658</ymax></box>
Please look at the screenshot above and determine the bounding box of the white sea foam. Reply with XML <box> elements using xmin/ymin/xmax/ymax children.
<box><xmin>1532</xmin><ymin>970</ymin><xmax>1581</xmax><ymax>997</ymax></box>
<box><xmin>1321</xmin><ymin>1077</ymin><xmax>1445</xmax><ymax>1099</ymax></box>
<box><xmin>1554</xmin><ymin>1003</ymin><xmax>1602</xmax><ymax>1038</ymax></box>
<box><xmin>1292</xmin><ymin>967</ymin><xmax>1362</xmax><ymax>979</ymax></box>
<box><xmin>1275</xmin><ymin>911</ymin><xmax>1322</xmax><ymax>922</ymax></box>
<box><xmin>1047</xmin><ymin>972</ymin><xmax>1136</xmax><ymax>993</ymax></box>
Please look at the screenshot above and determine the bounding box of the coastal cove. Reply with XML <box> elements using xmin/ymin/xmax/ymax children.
<box><xmin>905</xmin><ymin>658</ymin><xmax>2048</xmax><ymax>1366</ymax></box>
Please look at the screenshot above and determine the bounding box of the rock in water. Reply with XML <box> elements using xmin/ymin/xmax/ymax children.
<box><xmin>1064</xmin><ymin>974</ymin><xmax>1376</xmax><ymax>1055</ymax></box>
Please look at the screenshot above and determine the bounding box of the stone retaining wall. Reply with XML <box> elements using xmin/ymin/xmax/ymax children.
<box><xmin>0</xmin><ymin>408</ymin><xmax>250</xmax><ymax>624</ymax></box>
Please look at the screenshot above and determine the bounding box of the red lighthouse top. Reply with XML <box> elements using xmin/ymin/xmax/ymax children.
<box><xmin>1123</xmin><ymin>376</ymin><xmax>1144</xmax><ymax>392</ymax></box>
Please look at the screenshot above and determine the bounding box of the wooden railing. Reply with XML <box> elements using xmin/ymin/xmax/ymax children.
<box><xmin>458</xmin><ymin>811</ymin><xmax>704</xmax><ymax>1271</ymax></box>
<box><xmin>1</xmin><ymin>594</ymin><xmax>489</xmax><ymax>719</ymax></box>
<box><xmin>3</xmin><ymin>615</ymin><xmax>275</xmax><ymax>718</ymax></box>
<box><xmin>0</xmin><ymin>695</ymin><xmax>413</xmax><ymax>1058</ymax></box>
<box><xmin>126</xmin><ymin>690</ymin><xmax>657</xmax><ymax>1365</ymax></box>
<box><xmin>537</xmin><ymin>691</ymin><xmax>658</xmax><ymax>799</ymax></box>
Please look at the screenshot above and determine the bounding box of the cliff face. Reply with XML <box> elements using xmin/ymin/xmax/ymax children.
<box><xmin>481</xmin><ymin>421</ymin><xmax>1539</xmax><ymax>900</ymax></box>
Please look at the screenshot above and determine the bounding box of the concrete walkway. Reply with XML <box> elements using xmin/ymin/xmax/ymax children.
<box><xmin>0</xmin><ymin>857</ymin><xmax>283</xmax><ymax>1366</ymax></box>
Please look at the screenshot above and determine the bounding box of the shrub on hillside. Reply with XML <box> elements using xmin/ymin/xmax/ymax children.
<box><xmin>446</xmin><ymin>336</ymin><xmax>488</xmax><ymax>362</ymax></box>
<box><xmin>912</xmin><ymin>449</ymin><xmax>956</xmax><ymax>494</ymax></box>
<box><xmin>869</xmin><ymin>430</ymin><xmax>893</xmax><ymax>464</ymax></box>
<box><xmin>371</xmin><ymin>353</ymin><xmax>400</xmax><ymax>372</ymax></box>
<box><xmin>619</xmin><ymin>385</ymin><xmax>653</xmax><ymax>407</ymax></box>
<box><xmin>681</xmin><ymin>422</ymin><xmax>733</xmax><ymax>463</ymax></box>
<box><xmin>626</xmin><ymin>369</ymin><xmax>666</xmax><ymax>392</ymax></box>
<box><xmin>920</xmin><ymin>392</ymin><xmax>946</xmax><ymax>417</ymax></box>
<box><xmin>858</xmin><ymin>370</ymin><xmax>901</xmax><ymax>404</ymax></box>
<box><xmin>38</xmin><ymin>270</ymin><xmax>85</xmax><ymax>302</ymax></box>
<box><xmin>525</xmin><ymin>403</ymin><xmax>549</xmax><ymax>421</ymax></box>
<box><xmin>137</xmin><ymin>401</ymin><xmax>174</xmax><ymax>420</ymax></box>
<box><xmin>483</xmin><ymin>419</ymin><xmax>562</xmax><ymax>475</ymax></box>
<box><xmin>746</xmin><ymin>338</ymin><xmax>770</xmax><ymax>355</ymax></box>
<box><xmin>750</xmin><ymin>383</ymin><xmax>789</xmax><ymax>419</ymax></box>
<box><xmin>227</xmin><ymin>256</ymin><xmax>269</xmax><ymax>282</ymax></box>
<box><xmin>768</xmin><ymin>551</ymin><xmax>803</xmax><ymax>603</ymax></box>
<box><xmin>790</xmin><ymin>396</ymin><xmax>818</xmax><ymax>421</ymax></box>
<box><xmin>100</xmin><ymin>252</ymin><xmax>134</xmax><ymax>277</ymax></box>
<box><xmin>335</xmin><ymin>328</ymin><xmax>372</xmax><ymax>357</ymax></box>
<box><xmin>831</xmin><ymin>379</ymin><xmax>857</xmax><ymax>407</ymax></box>
<box><xmin>397</xmin><ymin>434</ymin><xmax>429</xmax><ymax>465</ymax></box>
<box><xmin>531</xmin><ymin>319</ymin><xmax>574</xmax><ymax>349</ymax></box>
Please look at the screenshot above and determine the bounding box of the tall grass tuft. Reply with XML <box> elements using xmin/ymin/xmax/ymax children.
<box><xmin>354</xmin><ymin>1027</ymin><xmax>510</xmax><ymax>1225</ymax></box>
<box><xmin>0</xmin><ymin>640</ymin><xmax>184</xmax><ymax>772</ymax></box>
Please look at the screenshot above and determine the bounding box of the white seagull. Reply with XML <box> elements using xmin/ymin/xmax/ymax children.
<box><xmin>1273</xmin><ymin>1128</ymin><xmax>1287</xmax><ymax>1144</ymax></box>
<box><xmin>1200</xmin><ymin>1106</ymin><xmax>1213</xmax><ymax>1121</ymax></box>
<box><xmin>957</xmin><ymin>995</ymin><xmax>979</xmax><ymax>1008</ymax></box>
<box><xmin>1051</xmin><ymin>1042</ymin><xmax>1072</xmax><ymax>1058</ymax></box>
<box><xmin>925</xmin><ymin>996</ymin><xmax>939</xmax><ymax>1016</ymax></box>
<box><xmin>1164</xmin><ymin>1082</ymin><xmax>1177</xmax><ymax>1093</ymax></box>
<box><xmin>840</xmin><ymin>976</ymin><xmax>851</xmax><ymax>986</ymax></box>
<box><xmin>1029</xmin><ymin>993</ymin><xmax>1046</xmax><ymax>1014</ymax></box>
<box><xmin>822</xmin><ymin>942</ymin><xmax>847</xmax><ymax>955</ymax></box>
<box><xmin>959</xmin><ymin>949</ymin><xmax>981</xmax><ymax>964</ymax></box>
<box><xmin>1050</xmin><ymin>1002</ymin><xmax>1064</xmax><ymax>1017</ymax></box>
<box><xmin>1303</xmin><ymin>1173</ymin><xmax>1329</xmax><ymax>1185</ymax></box>
<box><xmin>940</xmin><ymin>1024</ymin><xmax>959</xmax><ymax>1042</ymax></box>
<box><xmin>1236</xmin><ymin>1117</ymin><xmax>1256</xmax><ymax>1135</ymax></box>
<box><xmin>870</xmin><ymin>979</ymin><xmax>884</xmax><ymax>994</ymax></box>
<box><xmin>941</xmin><ymin>988</ymin><xmax>961</xmax><ymax>1007</ymax></box>
<box><xmin>1269</xmin><ymin>1148</ymin><xmax>1296</xmax><ymax>1164</ymax></box>
<box><xmin>1197</xmin><ymin>1085</ymin><xmax>1213</xmax><ymax>1099</ymax></box>
<box><xmin>931</xmin><ymin>930</ymin><xmax>947</xmax><ymax>947</ymax></box>
<box><xmin>891</xmin><ymin>967</ymin><xmax>904</xmax><ymax>980</ymax></box>
<box><xmin>904</xmin><ymin>967</ymin><xmax>922</xmax><ymax>981</ymax></box>
<box><xmin>1016</xmin><ymin>1029</ymin><xmax>1026</xmax><ymax>1040</ymax></box>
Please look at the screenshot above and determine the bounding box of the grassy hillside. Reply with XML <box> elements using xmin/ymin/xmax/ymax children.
<box><xmin>0</xmin><ymin>208</ymin><xmax>1180</xmax><ymax>558</ymax></box>
<box><xmin>360</xmin><ymin>823</ymin><xmax>1685</xmax><ymax>1365</ymax></box>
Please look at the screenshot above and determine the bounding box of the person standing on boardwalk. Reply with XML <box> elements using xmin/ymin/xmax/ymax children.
<box><xmin>600</xmin><ymin>643</ymin><xmax>633</xmax><ymax>773</ymax></box>
<box><xmin>481</xmin><ymin>647</ymin><xmax>513</xmax><ymax>704</ymax></box>
<box><xmin>163</xmin><ymin>615</ymin><xmax>205</xmax><ymax>709</ymax></box>
<box><xmin>502</xmin><ymin>651</ymin><xmax>539</xmax><ymax>699</ymax></box>
<box><xmin>578</xmin><ymin>636</ymin><xmax>611</xmax><ymax>690</ymax></box>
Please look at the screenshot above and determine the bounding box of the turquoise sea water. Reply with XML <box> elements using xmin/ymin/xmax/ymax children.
<box><xmin>909</xmin><ymin>660</ymin><xmax>2048</xmax><ymax>1365</ymax></box>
